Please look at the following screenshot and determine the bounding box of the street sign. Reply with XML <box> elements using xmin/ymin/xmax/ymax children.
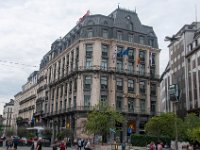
<box><xmin>169</xmin><ymin>84</ymin><xmax>179</xmax><ymax>102</ymax></box>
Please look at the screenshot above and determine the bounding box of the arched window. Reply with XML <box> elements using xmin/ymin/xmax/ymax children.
<box><xmin>128</xmin><ymin>22</ymin><xmax>133</xmax><ymax>31</ymax></box>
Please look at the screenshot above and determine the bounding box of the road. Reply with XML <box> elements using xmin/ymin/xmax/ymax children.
<box><xmin>0</xmin><ymin>146</ymin><xmax>77</xmax><ymax>150</ymax></box>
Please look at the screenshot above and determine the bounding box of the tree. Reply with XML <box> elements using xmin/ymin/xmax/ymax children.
<box><xmin>85</xmin><ymin>102</ymin><xmax>125</xmax><ymax>144</ymax></box>
<box><xmin>184</xmin><ymin>113</ymin><xmax>200</xmax><ymax>142</ymax></box>
<box><xmin>187</xmin><ymin>127</ymin><xmax>200</xmax><ymax>143</ymax></box>
<box><xmin>145</xmin><ymin>112</ymin><xmax>184</xmax><ymax>140</ymax></box>
<box><xmin>17</xmin><ymin>127</ymin><xmax>27</xmax><ymax>138</ymax></box>
<box><xmin>184</xmin><ymin>113</ymin><xmax>200</xmax><ymax>129</ymax></box>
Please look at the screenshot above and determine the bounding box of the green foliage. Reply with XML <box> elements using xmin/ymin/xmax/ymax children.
<box><xmin>85</xmin><ymin>102</ymin><xmax>125</xmax><ymax>143</ymax></box>
<box><xmin>17</xmin><ymin>127</ymin><xmax>27</xmax><ymax>138</ymax></box>
<box><xmin>27</xmin><ymin>132</ymin><xmax>35</xmax><ymax>139</ymax></box>
<box><xmin>184</xmin><ymin>113</ymin><xmax>200</xmax><ymax>142</ymax></box>
<box><xmin>5</xmin><ymin>128</ymin><xmax>14</xmax><ymax>137</ymax></box>
<box><xmin>187</xmin><ymin>127</ymin><xmax>200</xmax><ymax>143</ymax></box>
<box><xmin>57</xmin><ymin>132</ymin><xmax>65</xmax><ymax>141</ymax></box>
<box><xmin>131</xmin><ymin>134</ymin><xmax>171</xmax><ymax>147</ymax></box>
<box><xmin>145</xmin><ymin>112</ymin><xmax>184</xmax><ymax>140</ymax></box>
<box><xmin>56</xmin><ymin>129</ymin><xmax>72</xmax><ymax>141</ymax></box>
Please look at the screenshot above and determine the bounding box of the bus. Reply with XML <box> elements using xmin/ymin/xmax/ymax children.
<box><xmin>26</xmin><ymin>126</ymin><xmax>44</xmax><ymax>139</ymax></box>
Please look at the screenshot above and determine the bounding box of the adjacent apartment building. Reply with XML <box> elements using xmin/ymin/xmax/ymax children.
<box><xmin>160</xmin><ymin>22</ymin><xmax>200</xmax><ymax>116</ymax></box>
<box><xmin>14</xmin><ymin>71</ymin><xmax>38</xmax><ymax>127</ymax></box>
<box><xmin>15</xmin><ymin>8</ymin><xmax>160</xmax><ymax>142</ymax></box>
<box><xmin>3</xmin><ymin>99</ymin><xmax>14</xmax><ymax>130</ymax></box>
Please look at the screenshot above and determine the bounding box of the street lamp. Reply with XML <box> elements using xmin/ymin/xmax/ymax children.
<box><xmin>164</xmin><ymin>35</ymin><xmax>181</xmax><ymax>150</ymax></box>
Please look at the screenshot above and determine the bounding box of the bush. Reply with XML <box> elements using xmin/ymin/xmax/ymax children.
<box><xmin>131</xmin><ymin>134</ymin><xmax>171</xmax><ymax>146</ymax></box>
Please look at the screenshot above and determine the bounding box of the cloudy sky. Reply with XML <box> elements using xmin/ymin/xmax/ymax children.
<box><xmin>0</xmin><ymin>0</ymin><xmax>199</xmax><ymax>114</ymax></box>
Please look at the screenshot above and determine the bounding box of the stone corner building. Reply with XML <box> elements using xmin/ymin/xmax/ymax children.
<box><xmin>16</xmin><ymin>8</ymin><xmax>160</xmax><ymax>142</ymax></box>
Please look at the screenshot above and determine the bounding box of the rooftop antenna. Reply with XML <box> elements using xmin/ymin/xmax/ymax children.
<box><xmin>195</xmin><ymin>4</ymin><xmax>198</xmax><ymax>29</ymax></box>
<box><xmin>135</xmin><ymin>6</ymin><xmax>137</xmax><ymax>13</ymax></box>
<box><xmin>118</xmin><ymin>3</ymin><xmax>120</xmax><ymax>9</ymax></box>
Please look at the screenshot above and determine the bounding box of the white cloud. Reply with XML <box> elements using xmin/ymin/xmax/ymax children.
<box><xmin>0</xmin><ymin>0</ymin><xmax>199</xmax><ymax>114</ymax></box>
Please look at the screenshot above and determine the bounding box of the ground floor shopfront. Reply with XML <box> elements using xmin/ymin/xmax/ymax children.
<box><xmin>41</xmin><ymin>110</ymin><xmax>151</xmax><ymax>143</ymax></box>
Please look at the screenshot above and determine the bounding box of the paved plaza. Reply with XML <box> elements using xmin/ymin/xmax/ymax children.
<box><xmin>0</xmin><ymin>146</ymin><xmax>77</xmax><ymax>150</ymax></box>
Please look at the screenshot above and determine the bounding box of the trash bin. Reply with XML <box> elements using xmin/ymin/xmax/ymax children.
<box><xmin>122</xmin><ymin>143</ymin><xmax>125</xmax><ymax>150</ymax></box>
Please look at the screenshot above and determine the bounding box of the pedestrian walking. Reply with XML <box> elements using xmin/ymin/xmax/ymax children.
<box><xmin>13</xmin><ymin>136</ymin><xmax>19</xmax><ymax>150</ymax></box>
<box><xmin>35</xmin><ymin>137</ymin><xmax>43</xmax><ymax>150</ymax></box>
<box><xmin>60</xmin><ymin>141</ymin><xmax>66</xmax><ymax>150</ymax></box>
<box><xmin>150</xmin><ymin>141</ymin><xmax>156</xmax><ymax>150</ymax></box>
<box><xmin>78</xmin><ymin>139</ymin><xmax>82</xmax><ymax>150</ymax></box>
<box><xmin>6</xmin><ymin>137</ymin><xmax>13</xmax><ymax>150</ymax></box>
<box><xmin>157</xmin><ymin>142</ymin><xmax>163</xmax><ymax>150</ymax></box>
<box><xmin>31</xmin><ymin>138</ymin><xmax>38</xmax><ymax>150</ymax></box>
<box><xmin>84</xmin><ymin>139</ymin><xmax>91</xmax><ymax>150</ymax></box>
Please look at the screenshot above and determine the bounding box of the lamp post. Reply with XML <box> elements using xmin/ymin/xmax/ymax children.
<box><xmin>164</xmin><ymin>35</ymin><xmax>181</xmax><ymax>150</ymax></box>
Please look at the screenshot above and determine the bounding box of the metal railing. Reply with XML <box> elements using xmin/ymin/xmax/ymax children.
<box><xmin>49</xmin><ymin>65</ymin><xmax>160</xmax><ymax>86</ymax></box>
<box><xmin>42</xmin><ymin>105</ymin><xmax>159</xmax><ymax>118</ymax></box>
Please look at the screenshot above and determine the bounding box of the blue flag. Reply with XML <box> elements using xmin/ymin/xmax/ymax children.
<box><xmin>117</xmin><ymin>48</ymin><xmax>130</xmax><ymax>57</ymax></box>
<box><xmin>122</xmin><ymin>48</ymin><xmax>130</xmax><ymax>56</ymax></box>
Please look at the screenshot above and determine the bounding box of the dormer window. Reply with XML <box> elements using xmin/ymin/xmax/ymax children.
<box><xmin>87</xmin><ymin>28</ymin><xmax>93</xmax><ymax>38</ymax></box>
<box><xmin>117</xmin><ymin>31</ymin><xmax>122</xmax><ymax>40</ymax></box>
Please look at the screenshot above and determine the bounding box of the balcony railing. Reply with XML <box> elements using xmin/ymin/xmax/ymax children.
<box><xmin>42</xmin><ymin>105</ymin><xmax>159</xmax><ymax>118</ymax></box>
<box><xmin>49</xmin><ymin>65</ymin><xmax>160</xmax><ymax>86</ymax></box>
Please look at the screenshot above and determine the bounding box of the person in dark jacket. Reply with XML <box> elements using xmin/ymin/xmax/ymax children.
<box><xmin>51</xmin><ymin>140</ymin><xmax>58</xmax><ymax>150</ymax></box>
<box><xmin>13</xmin><ymin>136</ymin><xmax>19</xmax><ymax>150</ymax></box>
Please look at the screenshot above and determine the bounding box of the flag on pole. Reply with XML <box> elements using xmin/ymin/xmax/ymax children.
<box><xmin>117</xmin><ymin>48</ymin><xmax>130</xmax><ymax>57</ymax></box>
<box><xmin>137</xmin><ymin>56</ymin><xmax>140</xmax><ymax>64</ymax></box>
<box><xmin>122</xmin><ymin>48</ymin><xmax>130</xmax><ymax>56</ymax></box>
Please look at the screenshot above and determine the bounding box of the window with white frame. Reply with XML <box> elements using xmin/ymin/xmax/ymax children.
<box><xmin>84</xmin><ymin>76</ymin><xmax>92</xmax><ymax>90</ymax></box>
<box><xmin>101</xmin><ymin>59</ymin><xmax>108</xmax><ymax>70</ymax></box>
<box><xmin>101</xmin><ymin>76</ymin><xmax>108</xmax><ymax>90</ymax></box>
